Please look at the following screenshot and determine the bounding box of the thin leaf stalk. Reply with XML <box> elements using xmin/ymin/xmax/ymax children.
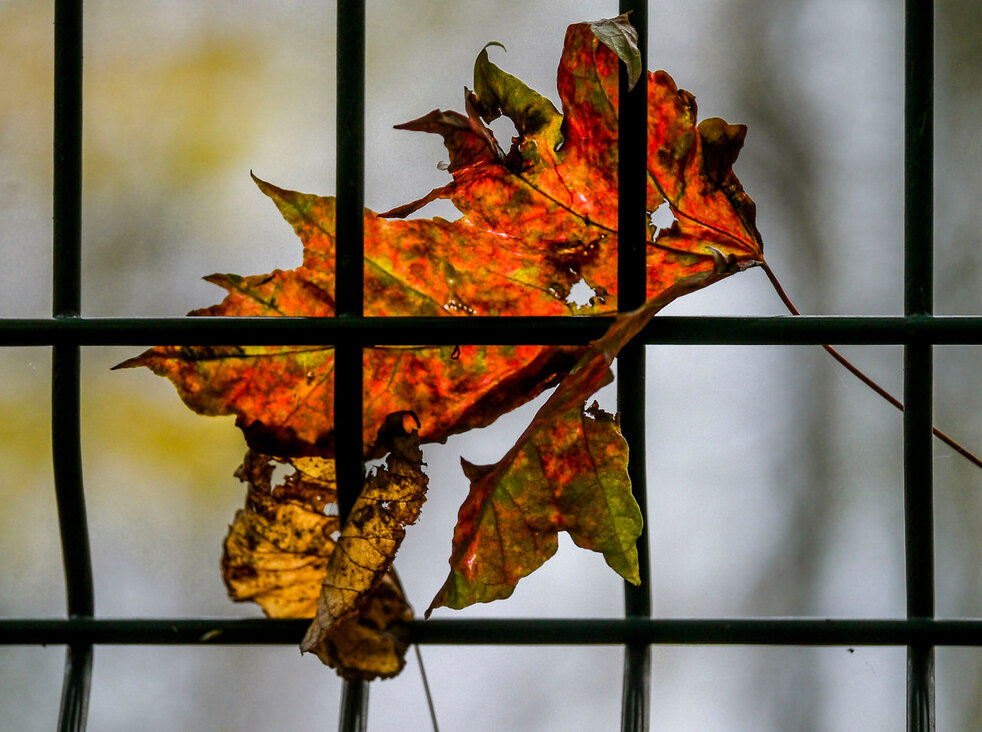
<box><xmin>761</xmin><ymin>262</ymin><xmax>982</xmax><ymax>471</ymax></box>
<box><xmin>414</xmin><ymin>645</ymin><xmax>440</xmax><ymax>732</ymax></box>
<box><xmin>514</xmin><ymin>153</ymin><xmax>982</xmax><ymax>471</ymax></box>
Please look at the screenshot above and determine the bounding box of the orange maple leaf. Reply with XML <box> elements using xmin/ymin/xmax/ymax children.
<box><xmin>115</xmin><ymin>18</ymin><xmax>761</xmax><ymax>461</ymax></box>
<box><xmin>118</xmin><ymin>15</ymin><xmax>763</xmax><ymax>615</ymax></box>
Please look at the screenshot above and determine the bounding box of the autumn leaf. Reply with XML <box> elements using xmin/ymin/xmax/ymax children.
<box><xmin>301</xmin><ymin>412</ymin><xmax>428</xmax><ymax>656</ymax></box>
<box><xmin>222</xmin><ymin>412</ymin><xmax>426</xmax><ymax>680</ymax></box>
<box><xmin>121</xmin><ymin>14</ymin><xmax>766</xmax><ymax>623</ymax></box>
<box><xmin>304</xmin><ymin>571</ymin><xmax>413</xmax><ymax>681</ymax></box>
<box><xmin>222</xmin><ymin>449</ymin><xmax>338</xmax><ymax>619</ymax></box>
<box><xmin>115</xmin><ymin>11</ymin><xmax>982</xmax><ymax>640</ymax></box>
<box><xmin>428</xmin><ymin>259</ymin><xmax>734</xmax><ymax>613</ymax></box>
<box><xmin>589</xmin><ymin>15</ymin><xmax>642</xmax><ymax>90</ymax></box>
<box><xmin>114</xmin><ymin>16</ymin><xmax>762</xmax><ymax>463</ymax></box>
<box><xmin>387</xmin><ymin>18</ymin><xmax>762</xmax><ymax>302</ymax></box>
<box><xmin>112</xmin><ymin>180</ymin><xmax>582</xmax><ymax>459</ymax></box>
<box><xmin>430</xmin><ymin>400</ymin><xmax>640</xmax><ymax>613</ymax></box>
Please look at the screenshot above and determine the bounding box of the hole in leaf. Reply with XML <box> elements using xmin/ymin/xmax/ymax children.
<box><xmin>364</xmin><ymin>455</ymin><xmax>387</xmax><ymax>477</ymax></box>
<box><xmin>567</xmin><ymin>278</ymin><xmax>597</xmax><ymax>308</ymax></box>
<box><xmin>649</xmin><ymin>202</ymin><xmax>676</xmax><ymax>231</ymax></box>
<box><xmin>269</xmin><ymin>461</ymin><xmax>295</xmax><ymax>490</ymax></box>
<box><xmin>486</xmin><ymin>116</ymin><xmax>515</xmax><ymax>148</ymax></box>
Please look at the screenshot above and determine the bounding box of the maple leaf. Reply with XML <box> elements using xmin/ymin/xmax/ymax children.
<box><xmin>386</xmin><ymin>19</ymin><xmax>763</xmax><ymax>300</ymax></box>
<box><xmin>223</xmin><ymin>412</ymin><xmax>426</xmax><ymax>680</ymax></box>
<box><xmin>114</xmin><ymin>17</ymin><xmax>762</xmax><ymax>462</ymax></box>
<box><xmin>113</xmin><ymin>178</ymin><xmax>582</xmax><ymax>459</ymax></box>
<box><xmin>120</xmin><ymin>15</ymin><xmax>765</xmax><ymax>621</ymax></box>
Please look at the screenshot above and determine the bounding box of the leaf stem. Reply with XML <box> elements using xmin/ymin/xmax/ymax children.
<box><xmin>414</xmin><ymin>644</ymin><xmax>440</xmax><ymax>732</ymax></box>
<box><xmin>761</xmin><ymin>261</ymin><xmax>982</xmax><ymax>470</ymax></box>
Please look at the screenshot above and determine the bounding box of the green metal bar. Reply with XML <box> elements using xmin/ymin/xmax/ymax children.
<box><xmin>618</xmin><ymin>2</ymin><xmax>651</xmax><ymax>730</ymax></box>
<box><xmin>51</xmin><ymin>345</ymin><xmax>92</xmax><ymax>619</ymax></box>
<box><xmin>337</xmin><ymin>681</ymin><xmax>368</xmax><ymax>732</ymax></box>
<box><xmin>334</xmin><ymin>0</ymin><xmax>366</xmax><ymax>544</ymax></box>
<box><xmin>335</xmin><ymin>0</ymin><xmax>367</xmax><ymax>728</ymax></box>
<box><xmin>57</xmin><ymin>645</ymin><xmax>92</xmax><ymax>732</ymax></box>
<box><xmin>5</xmin><ymin>315</ymin><xmax>982</xmax><ymax>346</ymax></box>
<box><xmin>4</xmin><ymin>617</ymin><xmax>982</xmax><ymax>647</ymax></box>
<box><xmin>52</xmin><ymin>345</ymin><xmax>94</xmax><ymax>732</ymax></box>
<box><xmin>52</xmin><ymin>0</ymin><xmax>94</xmax><ymax>729</ymax></box>
<box><xmin>53</xmin><ymin>0</ymin><xmax>83</xmax><ymax>320</ymax></box>
<box><xmin>904</xmin><ymin>1</ymin><xmax>935</xmax><ymax>730</ymax></box>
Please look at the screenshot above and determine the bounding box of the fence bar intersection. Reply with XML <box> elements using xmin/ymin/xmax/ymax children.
<box><xmin>52</xmin><ymin>0</ymin><xmax>94</xmax><ymax>730</ymax></box>
<box><xmin>334</xmin><ymin>0</ymin><xmax>368</xmax><ymax>729</ymax></box>
<box><xmin>904</xmin><ymin>1</ymin><xmax>936</xmax><ymax>730</ymax></box>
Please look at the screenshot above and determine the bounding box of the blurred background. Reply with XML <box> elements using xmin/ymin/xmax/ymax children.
<box><xmin>1</xmin><ymin>0</ymin><xmax>980</xmax><ymax>729</ymax></box>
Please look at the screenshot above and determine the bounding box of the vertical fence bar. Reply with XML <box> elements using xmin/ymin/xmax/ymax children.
<box><xmin>335</xmin><ymin>1</ymin><xmax>367</xmax><ymax>730</ymax></box>
<box><xmin>53</xmin><ymin>0</ymin><xmax>95</xmax><ymax>730</ymax></box>
<box><xmin>904</xmin><ymin>1</ymin><xmax>935</xmax><ymax>730</ymax></box>
<box><xmin>617</xmin><ymin>2</ymin><xmax>650</xmax><ymax>731</ymax></box>
<box><xmin>52</xmin><ymin>344</ymin><xmax>93</xmax><ymax>732</ymax></box>
<box><xmin>54</xmin><ymin>0</ymin><xmax>83</xmax><ymax>319</ymax></box>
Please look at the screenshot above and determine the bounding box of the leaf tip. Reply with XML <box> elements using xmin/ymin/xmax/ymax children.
<box><xmin>460</xmin><ymin>457</ymin><xmax>494</xmax><ymax>483</ymax></box>
<box><xmin>590</xmin><ymin>13</ymin><xmax>642</xmax><ymax>90</ymax></box>
<box><xmin>110</xmin><ymin>354</ymin><xmax>146</xmax><ymax>370</ymax></box>
<box><xmin>249</xmin><ymin>171</ymin><xmax>280</xmax><ymax>201</ymax></box>
<box><xmin>481</xmin><ymin>40</ymin><xmax>507</xmax><ymax>55</ymax></box>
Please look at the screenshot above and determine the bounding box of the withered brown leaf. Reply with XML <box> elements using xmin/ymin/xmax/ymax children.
<box><xmin>223</xmin><ymin>412</ymin><xmax>427</xmax><ymax>680</ymax></box>
<box><xmin>301</xmin><ymin>413</ymin><xmax>428</xmax><ymax>660</ymax></box>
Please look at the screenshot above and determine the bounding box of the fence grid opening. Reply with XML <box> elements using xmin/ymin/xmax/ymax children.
<box><xmin>0</xmin><ymin>1</ymin><xmax>973</xmax><ymax>731</ymax></box>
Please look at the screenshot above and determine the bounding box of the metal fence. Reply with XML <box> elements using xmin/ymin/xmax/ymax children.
<box><xmin>0</xmin><ymin>0</ymin><xmax>979</xmax><ymax>730</ymax></box>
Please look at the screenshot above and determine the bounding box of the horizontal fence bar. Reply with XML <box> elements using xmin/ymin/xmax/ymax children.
<box><xmin>2</xmin><ymin>316</ymin><xmax>982</xmax><ymax>347</ymax></box>
<box><xmin>4</xmin><ymin>618</ymin><xmax>982</xmax><ymax>647</ymax></box>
